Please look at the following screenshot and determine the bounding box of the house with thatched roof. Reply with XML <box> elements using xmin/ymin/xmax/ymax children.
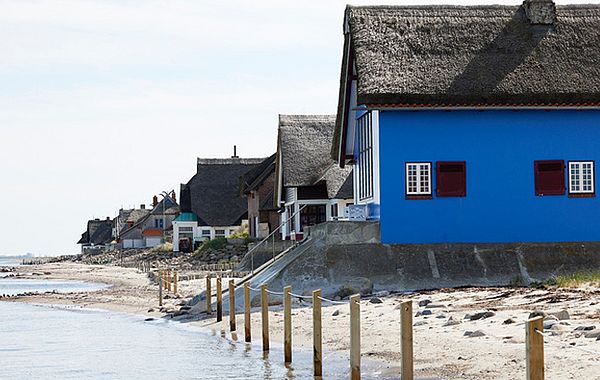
<box><xmin>172</xmin><ymin>153</ymin><xmax>265</xmax><ymax>251</ymax></box>
<box><xmin>77</xmin><ymin>217</ymin><xmax>113</xmax><ymax>253</ymax></box>
<box><xmin>333</xmin><ymin>0</ymin><xmax>600</xmax><ymax>245</ymax></box>
<box><xmin>239</xmin><ymin>153</ymin><xmax>280</xmax><ymax>239</ymax></box>
<box><xmin>276</xmin><ymin>115</ymin><xmax>353</xmax><ymax>240</ymax></box>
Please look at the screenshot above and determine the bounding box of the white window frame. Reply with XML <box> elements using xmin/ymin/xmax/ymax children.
<box><xmin>357</xmin><ymin>112</ymin><xmax>374</xmax><ymax>201</ymax></box>
<box><xmin>405</xmin><ymin>162</ymin><xmax>432</xmax><ymax>196</ymax></box>
<box><xmin>568</xmin><ymin>161</ymin><xmax>595</xmax><ymax>195</ymax></box>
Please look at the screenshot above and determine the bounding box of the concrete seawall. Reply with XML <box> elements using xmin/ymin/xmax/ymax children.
<box><xmin>218</xmin><ymin>221</ymin><xmax>600</xmax><ymax>310</ymax></box>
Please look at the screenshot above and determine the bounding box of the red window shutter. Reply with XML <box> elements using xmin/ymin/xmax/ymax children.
<box><xmin>534</xmin><ymin>160</ymin><xmax>565</xmax><ymax>196</ymax></box>
<box><xmin>436</xmin><ymin>161</ymin><xmax>466</xmax><ymax>197</ymax></box>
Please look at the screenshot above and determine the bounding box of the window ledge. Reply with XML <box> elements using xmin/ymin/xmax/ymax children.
<box><xmin>405</xmin><ymin>195</ymin><xmax>433</xmax><ymax>200</ymax></box>
<box><xmin>569</xmin><ymin>193</ymin><xmax>596</xmax><ymax>198</ymax></box>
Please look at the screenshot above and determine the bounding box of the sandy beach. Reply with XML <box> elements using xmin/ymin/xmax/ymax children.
<box><xmin>4</xmin><ymin>262</ymin><xmax>600</xmax><ymax>379</ymax></box>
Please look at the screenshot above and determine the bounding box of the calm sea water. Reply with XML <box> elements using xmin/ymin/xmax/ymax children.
<box><xmin>0</xmin><ymin>280</ymin><xmax>387</xmax><ymax>379</ymax></box>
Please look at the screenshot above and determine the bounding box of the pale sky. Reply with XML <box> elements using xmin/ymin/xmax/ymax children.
<box><xmin>0</xmin><ymin>0</ymin><xmax>596</xmax><ymax>256</ymax></box>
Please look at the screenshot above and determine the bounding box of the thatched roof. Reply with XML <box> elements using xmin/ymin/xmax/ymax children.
<box><xmin>78</xmin><ymin>219</ymin><xmax>113</xmax><ymax>245</ymax></box>
<box><xmin>183</xmin><ymin>157</ymin><xmax>265</xmax><ymax>227</ymax></box>
<box><xmin>347</xmin><ymin>4</ymin><xmax>600</xmax><ymax>107</ymax></box>
<box><xmin>276</xmin><ymin>115</ymin><xmax>353</xmax><ymax>203</ymax></box>
<box><xmin>333</xmin><ymin>3</ymin><xmax>600</xmax><ymax>160</ymax></box>
<box><xmin>239</xmin><ymin>154</ymin><xmax>276</xmax><ymax>195</ymax></box>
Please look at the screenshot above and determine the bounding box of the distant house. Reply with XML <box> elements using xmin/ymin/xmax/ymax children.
<box><xmin>239</xmin><ymin>153</ymin><xmax>279</xmax><ymax>239</ymax></box>
<box><xmin>332</xmin><ymin>1</ymin><xmax>600</xmax><ymax>245</ymax></box>
<box><xmin>275</xmin><ymin>115</ymin><xmax>354</xmax><ymax>240</ymax></box>
<box><xmin>77</xmin><ymin>217</ymin><xmax>113</xmax><ymax>253</ymax></box>
<box><xmin>119</xmin><ymin>194</ymin><xmax>179</xmax><ymax>249</ymax></box>
<box><xmin>172</xmin><ymin>154</ymin><xmax>265</xmax><ymax>251</ymax></box>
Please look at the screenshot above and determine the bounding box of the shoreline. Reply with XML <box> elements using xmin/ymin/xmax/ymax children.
<box><xmin>3</xmin><ymin>262</ymin><xmax>599</xmax><ymax>379</ymax></box>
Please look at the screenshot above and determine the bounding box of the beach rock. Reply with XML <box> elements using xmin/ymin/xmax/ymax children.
<box><xmin>436</xmin><ymin>314</ymin><xmax>446</xmax><ymax>319</ymax></box>
<box><xmin>584</xmin><ymin>330</ymin><xmax>600</xmax><ymax>339</ymax></box>
<box><xmin>374</xmin><ymin>291</ymin><xmax>390</xmax><ymax>297</ymax></box>
<box><xmin>369</xmin><ymin>297</ymin><xmax>383</xmax><ymax>304</ymax></box>
<box><xmin>334</xmin><ymin>277</ymin><xmax>373</xmax><ymax>298</ymax></box>
<box><xmin>145</xmin><ymin>318</ymin><xmax>155</xmax><ymax>321</ymax></box>
<box><xmin>147</xmin><ymin>308</ymin><xmax>155</xmax><ymax>313</ymax></box>
<box><xmin>547</xmin><ymin>310</ymin><xmax>570</xmax><ymax>320</ymax></box>
<box><xmin>469</xmin><ymin>311</ymin><xmax>495</xmax><ymax>321</ymax></box>
<box><xmin>418</xmin><ymin>299</ymin><xmax>432</xmax><ymax>307</ymax></box>
<box><xmin>414</xmin><ymin>321</ymin><xmax>428</xmax><ymax>327</ymax></box>
<box><xmin>416</xmin><ymin>310</ymin><xmax>432</xmax><ymax>317</ymax></box>
<box><xmin>465</xmin><ymin>330</ymin><xmax>486</xmax><ymax>338</ymax></box>
<box><xmin>444</xmin><ymin>317</ymin><xmax>461</xmax><ymax>327</ymax></box>
<box><xmin>529</xmin><ymin>311</ymin><xmax>545</xmax><ymax>319</ymax></box>
<box><xmin>332</xmin><ymin>310</ymin><xmax>340</xmax><ymax>317</ymax></box>
<box><xmin>543</xmin><ymin>321</ymin><xmax>557</xmax><ymax>330</ymax></box>
<box><xmin>574</xmin><ymin>326</ymin><xmax>596</xmax><ymax>332</ymax></box>
<box><xmin>503</xmin><ymin>318</ymin><xmax>516</xmax><ymax>325</ymax></box>
<box><xmin>544</xmin><ymin>315</ymin><xmax>559</xmax><ymax>322</ymax></box>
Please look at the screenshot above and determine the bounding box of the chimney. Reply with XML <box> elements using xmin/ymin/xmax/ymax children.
<box><xmin>232</xmin><ymin>145</ymin><xmax>239</xmax><ymax>159</ymax></box>
<box><xmin>106</xmin><ymin>217</ymin><xmax>110</xmax><ymax>221</ymax></box>
<box><xmin>524</xmin><ymin>0</ymin><xmax>556</xmax><ymax>25</ymax></box>
<box><xmin>152</xmin><ymin>195</ymin><xmax>158</xmax><ymax>207</ymax></box>
<box><xmin>140</xmin><ymin>204</ymin><xmax>145</xmax><ymax>210</ymax></box>
<box><xmin>170</xmin><ymin>190</ymin><xmax>177</xmax><ymax>203</ymax></box>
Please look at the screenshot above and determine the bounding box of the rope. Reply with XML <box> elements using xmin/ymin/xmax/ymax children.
<box><xmin>535</xmin><ymin>329</ymin><xmax>600</xmax><ymax>357</ymax></box>
<box><xmin>289</xmin><ymin>292</ymin><xmax>313</xmax><ymax>301</ymax></box>
<box><xmin>317</xmin><ymin>295</ymin><xmax>349</xmax><ymax>305</ymax></box>
<box><xmin>265</xmin><ymin>289</ymin><xmax>285</xmax><ymax>296</ymax></box>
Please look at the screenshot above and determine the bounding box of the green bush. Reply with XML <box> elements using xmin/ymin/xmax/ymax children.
<box><xmin>195</xmin><ymin>237</ymin><xmax>227</xmax><ymax>254</ymax></box>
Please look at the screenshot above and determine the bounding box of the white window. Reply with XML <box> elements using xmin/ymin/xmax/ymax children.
<box><xmin>179</xmin><ymin>227</ymin><xmax>194</xmax><ymax>233</ymax></box>
<box><xmin>406</xmin><ymin>162</ymin><xmax>432</xmax><ymax>196</ymax></box>
<box><xmin>357</xmin><ymin>112</ymin><xmax>373</xmax><ymax>201</ymax></box>
<box><xmin>201</xmin><ymin>229</ymin><xmax>211</xmax><ymax>236</ymax></box>
<box><xmin>569</xmin><ymin>161</ymin><xmax>595</xmax><ymax>194</ymax></box>
<box><xmin>214</xmin><ymin>229</ymin><xmax>226</xmax><ymax>237</ymax></box>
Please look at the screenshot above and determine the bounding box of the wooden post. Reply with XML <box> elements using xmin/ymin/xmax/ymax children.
<box><xmin>350</xmin><ymin>294</ymin><xmax>361</xmax><ymax>380</ymax></box>
<box><xmin>216</xmin><ymin>277</ymin><xmax>223</xmax><ymax>322</ymax></box>
<box><xmin>527</xmin><ymin>316</ymin><xmax>545</xmax><ymax>380</ymax></box>
<box><xmin>206</xmin><ymin>276</ymin><xmax>212</xmax><ymax>315</ymax></box>
<box><xmin>158</xmin><ymin>271</ymin><xmax>163</xmax><ymax>307</ymax></box>
<box><xmin>168</xmin><ymin>269</ymin><xmax>173</xmax><ymax>292</ymax></box>
<box><xmin>244</xmin><ymin>282</ymin><xmax>251</xmax><ymax>343</ymax></box>
<box><xmin>173</xmin><ymin>270</ymin><xmax>178</xmax><ymax>294</ymax></box>
<box><xmin>313</xmin><ymin>289</ymin><xmax>322</xmax><ymax>378</ymax></box>
<box><xmin>283</xmin><ymin>285</ymin><xmax>292</xmax><ymax>363</ymax></box>
<box><xmin>229</xmin><ymin>280</ymin><xmax>236</xmax><ymax>332</ymax></box>
<box><xmin>261</xmin><ymin>283</ymin><xmax>269</xmax><ymax>352</ymax></box>
<box><xmin>400</xmin><ymin>301</ymin><xmax>414</xmax><ymax>380</ymax></box>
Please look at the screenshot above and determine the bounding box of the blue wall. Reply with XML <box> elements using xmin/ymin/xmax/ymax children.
<box><xmin>378</xmin><ymin>109</ymin><xmax>600</xmax><ymax>244</ymax></box>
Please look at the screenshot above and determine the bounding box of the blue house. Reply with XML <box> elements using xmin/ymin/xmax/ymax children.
<box><xmin>332</xmin><ymin>1</ymin><xmax>600</xmax><ymax>245</ymax></box>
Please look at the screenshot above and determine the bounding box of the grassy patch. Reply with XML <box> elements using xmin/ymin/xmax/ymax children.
<box><xmin>555</xmin><ymin>270</ymin><xmax>600</xmax><ymax>288</ymax></box>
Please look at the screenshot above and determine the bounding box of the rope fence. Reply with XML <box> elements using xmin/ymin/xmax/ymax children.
<box><xmin>160</xmin><ymin>275</ymin><xmax>600</xmax><ymax>379</ymax></box>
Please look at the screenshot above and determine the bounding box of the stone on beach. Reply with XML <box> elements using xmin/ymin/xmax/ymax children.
<box><xmin>469</xmin><ymin>311</ymin><xmax>495</xmax><ymax>321</ymax></box>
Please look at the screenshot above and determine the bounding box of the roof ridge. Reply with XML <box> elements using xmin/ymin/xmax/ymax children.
<box><xmin>197</xmin><ymin>158</ymin><xmax>266</xmax><ymax>165</ymax></box>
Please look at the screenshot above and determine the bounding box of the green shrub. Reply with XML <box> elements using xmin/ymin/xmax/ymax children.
<box><xmin>195</xmin><ymin>237</ymin><xmax>228</xmax><ymax>254</ymax></box>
